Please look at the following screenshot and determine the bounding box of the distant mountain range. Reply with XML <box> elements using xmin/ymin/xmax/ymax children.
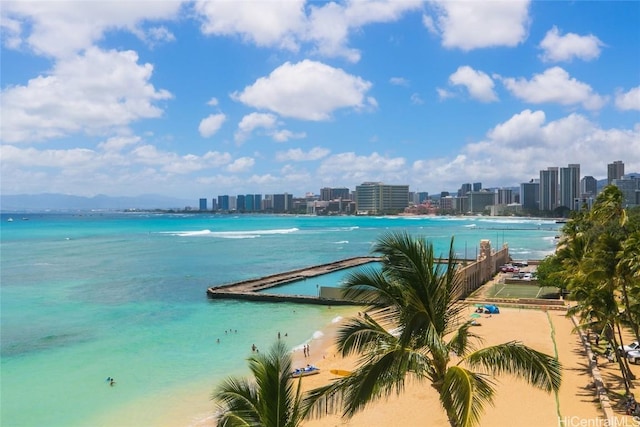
<box><xmin>0</xmin><ymin>193</ymin><xmax>193</xmax><ymax>212</ymax></box>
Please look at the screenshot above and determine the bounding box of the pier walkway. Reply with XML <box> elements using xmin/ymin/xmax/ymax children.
<box><xmin>206</xmin><ymin>256</ymin><xmax>380</xmax><ymax>305</ymax></box>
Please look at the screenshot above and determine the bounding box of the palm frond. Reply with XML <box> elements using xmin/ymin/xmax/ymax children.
<box><xmin>463</xmin><ymin>341</ymin><xmax>562</xmax><ymax>393</ymax></box>
<box><xmin>439</xmin><ymin>365</ymin><xmax>495</xmax><ymax>427</ymax></box>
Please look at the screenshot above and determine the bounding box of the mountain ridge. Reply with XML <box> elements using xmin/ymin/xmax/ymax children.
<box><xmin>0</xmin><ymin>193</ymin><xmax>193</xmax><ymax>212</ymax></box>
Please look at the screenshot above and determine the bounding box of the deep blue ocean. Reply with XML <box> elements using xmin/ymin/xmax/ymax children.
<box><xmin>0</xmin><ymin>213</ymin><xmax>559</xmax><ymax>427</ymax></box>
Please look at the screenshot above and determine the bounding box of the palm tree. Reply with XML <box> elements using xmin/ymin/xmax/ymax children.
<box><xmin>212</xmin><ymin>340</ymin><xmax>308</xmax><ymax>427</ymax></box>
<box><xmin>305</xmin><ymin>232</ymin><xmax>561</xmax><ymax>427</ymax></box>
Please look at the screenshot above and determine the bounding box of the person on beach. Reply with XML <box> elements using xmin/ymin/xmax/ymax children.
<box><xmin>252</xmin><ymin>344</ymin><xmax>256</xmax><ymax>352</ymax></box>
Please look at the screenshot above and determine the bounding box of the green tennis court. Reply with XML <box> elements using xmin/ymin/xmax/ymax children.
<box><xmin>487</xmin><ymin>283</ymin><xmax>560</xmax><ymax>299</ymax></box>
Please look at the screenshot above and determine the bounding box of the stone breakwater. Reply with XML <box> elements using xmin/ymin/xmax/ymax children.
<box><xmin>206</xmin><ymin>256</ymin><xmax>380</xmax><ymax>304</ymax></box>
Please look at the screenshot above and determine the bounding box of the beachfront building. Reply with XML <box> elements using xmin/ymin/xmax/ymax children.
<box><xmin>273</xmin><ymin>193</ymin><xmax>293</xmax><ymax>213</ymax></box>
<box><xmin>320</xmin><ymin>187</ymin><xmax>350</xmax><ymax>201</ymax></box>
<box><xmin>468</xmin><ymin>190</ymin><xmax>496</xmax><ymax>214</ymax></box>
<box><xmin>520</xmin><ymin>180</ymin><xmax>539</xmax><ymax>210</ymax></box>
<box><xmin>496</xmin><ymin>188</ymin><xmax>513</xmax><ymax>205</ymax></box>
<box><xmin>217</xmin><ymin>195</ymin><xmax>230</xmax><ymax>211</ymax></box>
<box><xmin>355</xmin><ymin>182</ymin><xmax>409</xmax><ymax>215</ymax></box>
<box><xmin>607</xmin><ymin>160</ymin><xmax>624</xmax><ymax>185</ymax></box>
<box><xmin>199</xmin><ymin>198</ymin><xmax>208</xmax><ymax>211</ymax></box>
<box><xmin>236</xmin><ymin>194</ymin><xmax>246</xmax><ymax>212</ymax></box>
<box><xmin>559</xmin><ymin>164</ymin><xmax>581</xmax><ymax>210</ymax></box>
<box><xmin>539</xmin><ymin>167</ymin><xmax>559</xmax><ymax>212</ymax></box>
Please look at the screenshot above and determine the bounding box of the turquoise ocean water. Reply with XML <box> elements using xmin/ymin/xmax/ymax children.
<box><xmin>0</xmin><ymin>213</ymin><xmax>559</xmax><ymax>427</ymax></box>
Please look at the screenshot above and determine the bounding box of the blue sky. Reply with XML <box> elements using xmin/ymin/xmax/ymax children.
<box><xmin>1</xmin><ymin>1</ymin><xmax>639</xmax><ymax>199</ymax></box>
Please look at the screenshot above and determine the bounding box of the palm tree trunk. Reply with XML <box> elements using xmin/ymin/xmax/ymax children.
<box><xmin>613</xmin><ymin>321</ymin><xmax>632</xmax><ymax>393</ymax></box>
<box><xmin>620</xmin><ymin>279</ymin><xmax>640</xmax><ymax>344</ymax></box>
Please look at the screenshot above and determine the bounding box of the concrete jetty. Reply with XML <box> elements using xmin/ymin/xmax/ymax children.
<box><xmin>206</xmin><ymin>256</ymin><xmax>380</xmax><ymax>305</ymax></box>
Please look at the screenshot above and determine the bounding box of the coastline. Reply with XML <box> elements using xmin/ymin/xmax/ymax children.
<box><xmin>193</xmin><ymin>302</ymin><xmax>640</xmax><ymax>427</ymax></box>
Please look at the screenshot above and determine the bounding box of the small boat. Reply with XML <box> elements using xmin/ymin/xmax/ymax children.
<box><xmin>7</xmin><ymin>217</ymin><xmax>13</xmax><ymax>222</ymax></box>
<box><xmin>291</xmin><ymin>365</ymin><xmax>320</xmax><ymax>378</ymax></box>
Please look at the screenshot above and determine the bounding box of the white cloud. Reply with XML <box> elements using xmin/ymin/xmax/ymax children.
<box><xmin>317</xmin><ymin>152</ymin><xmax>406</xmax><ymax>184</ymax></box>
<box><xmin>234</xmin><ymin>113</ymin><xmax>278</xmax><ymax>143</ymax></box>
<box><xmin>2</xmin><ymin>1</ymin><xmax>183</xmax><ymax>58</ymax></box>
<box><xmin>271</xmin><ymin>130</ymin><xmax>307</xmax><ymax>143</ymax></box>
<box><xmin>98</xmin><ymin>136</ymin><xmax>141</xmax><ymax>152</ymax></box>
<box><xmin>305</xmin><ymin>0</ymin><xmax>421</xmax><ymax>62</ymax></box>
<box><xmin>424</xmin><ymin>0</ymin><xmax>530</xmax><ymax>51</ymax></box>
<box><xmin>207</xmin><ymin>97</ymin><xmax>219</xmax><ymax>106</ymax></box>
<box><xmin>0</xmin><ymin>139</ymin><xmax>235</xmax><ymax>195</ymax></box>
<box><xmin>436</xmin><ymin>88</ymin><xmax>454</xmax><ymax>100</ymax></box>
<box><xmin>500</xmin><ymin>67</ymin><xmax>606</xmax><ymax>110</ymax></box>
<box><xmin>448</xmin><ymin>66</ymin><xmax>498</xmax><ymax>102</ymax></box>
<box><xmin>226</xmin><ymin>156</ymin><xmax>255</xmax><ymax>173</ymax></box>
<box><xmin>539</xmin><ymin>26</ymin><xmax>604</xmax><ymax>62</ymax></box>
<box><xmin>194</xmin><ymin>0</ymin><xmax>305</xmax><ymax>51</ymax></box>
<box><xmin>275</xmin><ymin>147</ymin><xmax>330</xmax><ymax>162</ymax></box>
<box><xmin>615</xmin><ymin>86</ymin><xmax>640</xmax><ymax>111</ymax></box>
<box><xmin>198</xmin><ymin>113</ymin><xmax>226</xmax><ymax>138</ymax></box>
<box><xmin>390</xmin><ymin>77</ymin><xmax>409</xmax><ymax>86</ymax></box>
<box><xmin>485</xmin><ymin>109</ymin><xmax>546</xmax><ymax>148</ymax></box>
<box><xmin>0</xmin><ymin>47</ymin><xmax>172</xmax><ymax>143</ymax></box>
<box><xmin>231</xmin><ymin>60</ymin><xmax>375</xmax><ymax>121</ymax></box>
<box><xmin>194</xmin><ymin>0</ymin><xmax>420</xmax><ymax>62</ymax></box>
<box><xmin>410</xmin><ymin>93</ymin><xmax>425</xmax><ymax>105</ymax></box>
<box><xmin>410</xmin><ymin>110</ymin><xmax>639</xmax><ymax>192</ymax></box>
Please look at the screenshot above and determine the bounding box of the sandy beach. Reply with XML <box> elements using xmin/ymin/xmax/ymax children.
<box><xmin>290</xmin><ymin>306</ymin><xmax>640</xmax><ymax>427</ymax></box>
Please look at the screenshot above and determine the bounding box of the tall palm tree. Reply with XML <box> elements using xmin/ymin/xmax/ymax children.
<box><xmin>305</xmin><ymin>232</ymin><xmax>561</xmax><ymax>427</ymax></box>
<box><xmin>212</xmin><ymin>340</ymin><xmax>308</xmax><ymax>427</ymax></box>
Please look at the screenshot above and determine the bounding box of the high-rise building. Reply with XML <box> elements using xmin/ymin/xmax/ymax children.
<box><xmin>245</xmin><ymin>194</ymin><xmax>254</xmax><ymax>212</ymax></box>
<box><xmin>496</xmin><ymin>188</ymin><xmax>513</xmax><ymax>205</ymax></box>
<box><xmin>520</xmin><ymin>180</ymin><xmax>539</xmax><ymax>210</ymax></box>
<box><xmin>217</xmin><ymin>195</ymin><xmax>230</xmax><ymax>211</ymax></box>
<box><xmin>355</xmin><ymin>182</ymin><xmax>409</xmax><ymax>214</ymax></box>
<box><xmin>320</xmin><ymin>187</ymin><xmax>351</xmax><ymax>201</ymax></box>
<box><xmin>473</xmin><ymin>182</ymin><xmax>482</xmax><ymax>192</ymax></box>
<box><xmin>612</xmin><ymin>176</ymin><xmax>640</xmax><ymax>207</ymax></box>
<box><xmin>539</xmin><ymin>167</ymin><xmax>559</xmax><ymax>212</ymax></box>
<box><xmin>607</xmin><ymin>161</ymin><xmax>624</xmax><ymax>185</ymax></box>
<box><xmin>273</xmin><ymin>193</ymin><xmax>292</xmax><ymax>213</ymax></box>
<box><xmin>468</xmin><ymin>191</ymin><xmax>495</xmax><ymax>213</ymax></box>
<box><xmin>415</xmin><ymin>191</ymin><xmax>429</xmax><ymax>204</ymax></box>
<box><xmin>458</xmin><ymin>183</ymin><xmax>472</xmax><ymax>197</ymax></box>
<box><xmin>559</xmin><ymin>164</ymin><xmax>580</xmax><ymax>210</ymax></box>
<box><xmin>580</xmin><ymin>176</ymin><xmax>597</xmax><ymax>197</ymax></box>
<box><xmin>199</xmin><ymin>198</ymin><xmax>207</xmax><ymax>211</ymax></box>
<box><xmin>236</xmin><ymin>194</ymin><xmax>246</xmax><ymax>212</ymax></box>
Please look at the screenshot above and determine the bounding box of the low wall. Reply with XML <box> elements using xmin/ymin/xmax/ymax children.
<box><xmin>457</xmin><ymin>242</ymin><xmax>510</xmax><ymax>298</ymax></box>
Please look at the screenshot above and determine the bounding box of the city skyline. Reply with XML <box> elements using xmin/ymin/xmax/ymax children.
<box><xmin>1</xmin><ymin>1</ymin><xmax>639</xmax><ymax>199</ymax></box>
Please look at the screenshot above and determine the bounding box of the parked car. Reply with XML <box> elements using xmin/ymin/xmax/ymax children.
<box><xmin>500</xmin><ymin>265</ymin><xmax>514</xmax><ymax>273</ymax></box>
<box><xmin>627</xmin><ymin>350</ymin><xmax>640</xmax><ymax>364</ymax></box>
<box><xmin>522</xmin><ymin>273</ymin><xmax>533</xmax><ymax>281</ymax></box>
<box><xmin>618</xmin><ymin>341</ymin><xmax>640</xmax><ymax>355</ymax></box>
